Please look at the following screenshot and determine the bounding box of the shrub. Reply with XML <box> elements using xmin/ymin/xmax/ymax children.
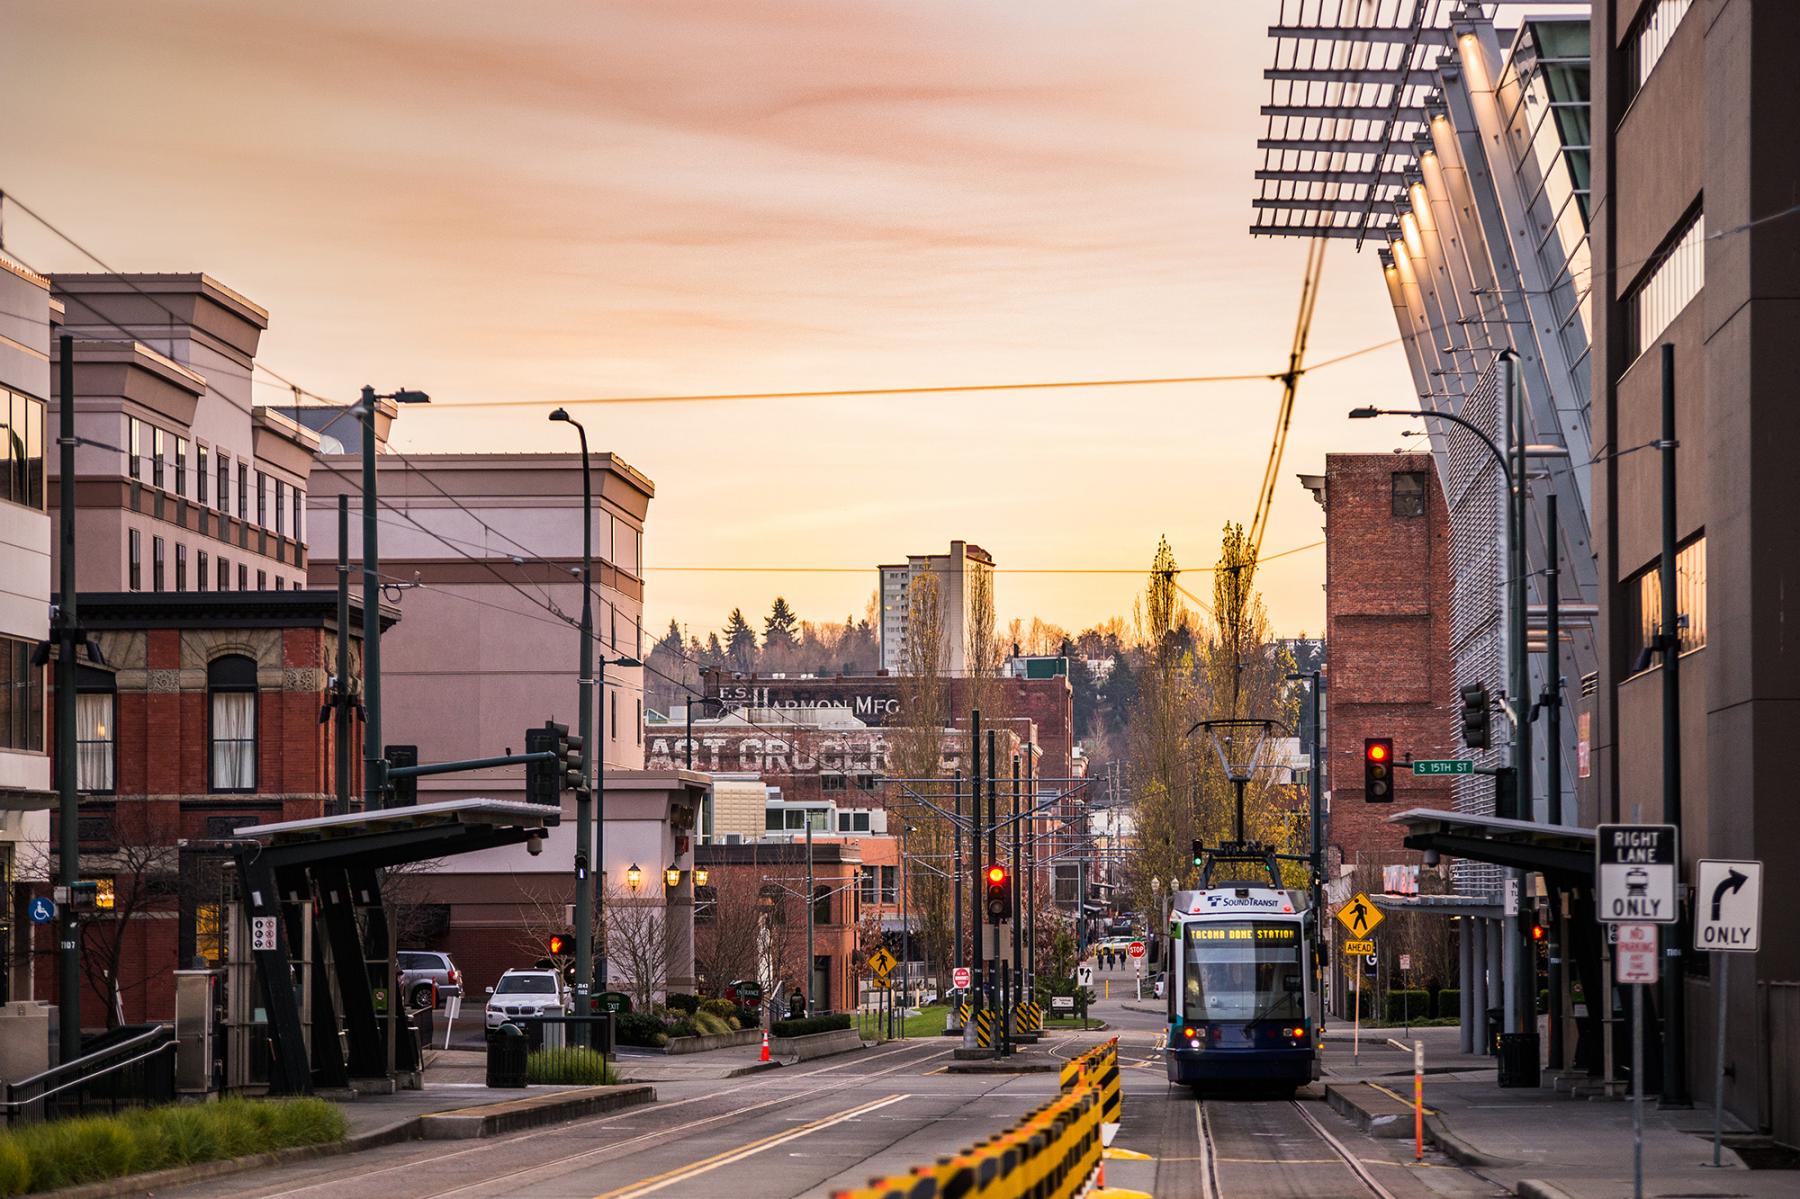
<box><xmin>692</xmin><ymin>1010</ymin><xmax>732</xmax><ymax>1037</ymax></box>
<box><xmin>665</xmin><ymin>993</ymin><xmax>700</xmax><ymax>1015</ymax></box>
<box><xmin>664</xmin><ymin>1017</ymin><xmax>698</xmax><ymax>1040</ymax></box>
<box><xmin>698</xmin><ymin>998</ymin><xmax>738</xmax><ymax>1021</ymax></box>
<box><xmin>0</xmin><ymin>1098</ymin><xmax>345</xmax><ymax>1198</ymax></box>
<box><xmin>616</xmin><ymin>1010</ymin><xmax>666</xmax><ymax>1047</ymax></box>
<box><xmin>1384</xmin><ymin>990</ymin><xmax>1431</xmax><ymax>1023</ymax></box>
<box><xmin>771</xmin><ymin>1013</ymin><xmax>853</xmax><ymax>1038</ymax></box>
<box><xmin>527</xmin><ymin>1046</ymin><xmax>615</xmax><ymax>1085</ymax></box>
<box><xmin>1433</xmin><ymin>988</ymin><xmax>1460</xmax><ymax>1019</ymax></box>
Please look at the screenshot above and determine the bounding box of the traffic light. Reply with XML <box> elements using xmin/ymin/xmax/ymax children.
<box><xmin>386</xmin><ymin>744</ymin><xmax>418</xmax><ymax>807</ymax></box>
<box><xmin>984</xmin><ymin>864</ymin><xmax>1011</xmax><ymax>923</ymax></box>
<box><xmin>525</xmin><ymin>722</ymin><xmax>568</xmax><ymax>805</ymax></box>
<box><xmin>1494</xmin><ymin>765</ymin><xmax>1518</xmax><ymax>820</ymax></box>
<box><xmin>1191</xmin><ymin>840</ymin><xmax>1204</xmax><ymax>869</ymax></box>
<box><xmin>1363</xmin><ymin>738</ymin><xmax>1394</xmax><ymax>802</ymax></box>
<box><xmin>546</xmin><ymin>933</ymin><xmax>571</xmax><ymax>957</ymax></box>
<box><xmin>1459</xmin><ymin>684</ymin><xmax>1491</xmax><ymax>749</ymax></box>
<box><xmin>563</xmin><ymin>731</ymin><xmax>586</xmax><ymax>793</ymax></box>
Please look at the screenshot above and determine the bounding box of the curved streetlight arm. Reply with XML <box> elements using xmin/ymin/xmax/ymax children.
<box><xmin>1350</xmin><ymin>406</ymin><xmax>1510</xmax><ymax>482</ymax></box>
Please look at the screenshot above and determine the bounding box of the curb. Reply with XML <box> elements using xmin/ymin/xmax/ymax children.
<box><xmin>419</xmin><ymin>1084</ymin><xmax>656</xmax><ymax>1139</ymax></box>
<box><xmin>29</xmin><ymin>1086</ymin><xmax>655</xmax><ymax>1199</ymax></box>
<box><xmin>1514</xmin><ymin>1182</ymin><xmax>1581</xmax><ymax>1199</ymax></box>
<box><xmin>945</xmin><ymin>1058</ymin><xmax>1062</xmax><ymax>1075</ymax></box>
<box><xmin>1323</xmin><ymin>1082</ymin><xmax>1514</xmax><ymax>1168</ymax></box>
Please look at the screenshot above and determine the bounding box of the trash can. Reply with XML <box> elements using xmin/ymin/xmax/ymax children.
<box><xmin>1485</xmin><ymin>1007</ymin><xmax>1504</xmax><ymax>1055</ymax></box>
<box><xmin>486</xmin><ymin>1022</ymin><xmax>528</xmax><ymax>1088</ymax></box>
<box><xmin>1497</xmin><ymin>1032</ymin><xmax>1540</xmax><ymax>1088</ymax></box>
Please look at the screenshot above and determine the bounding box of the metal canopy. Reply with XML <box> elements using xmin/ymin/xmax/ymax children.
<box><xmin>1252</xmin><ymin>0</ymin><xmax>1456</xmax><ymax>245</ymax></box>
<box><xmin>231</xmin><ymin>799</ymin><xmax>560</xmax><ymax>1095</ymax></box>
<box><xmin>1387</xmin><ymin>806</ymin><xmax>1595</xmax><ymax>878</ymax></box>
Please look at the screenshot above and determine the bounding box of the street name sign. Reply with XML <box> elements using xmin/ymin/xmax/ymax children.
<box><xmin>1615</xmin><ymin>923</ymin><xmax>1660</xmax><ymax>984</ymax></box>
<box><xmin>1411</xmin><ymin>759</ymin><xmax>1474</xmax><ymax>776</ymax></box>
<box><xmin>867</xmin><ymin>947</ymin><xmax>897</xmax><ymax>978</ymax></box>
<box><xmin>1693</xmin><ymin>859</ymin><xmax>1761</xmax><ymax>952</ymax></box>
<box><xmin>1343</xmin><ymin>939</ymin><xmax>1375</xmax><ymax>956</ymax></box>
<box><xmin>952</xmin><ymin>966</ymin><xmax>972</xmax><ymax>990</ymax></box>
<box><xmin>1336</xmin><ymin>893</ymin><xmax>1384</xmax><ymax>937</ymax></box>
<box><xmin>1596</xmin><ymin>823</ymin><xmax>1679</xmax><ymax>923</ymax></box>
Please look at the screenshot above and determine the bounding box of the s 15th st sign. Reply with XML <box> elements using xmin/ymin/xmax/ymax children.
<box><xmin>1596</xmin><ymin>824</ymin><xmax>1678</xmax><ymax>924</ymax></box>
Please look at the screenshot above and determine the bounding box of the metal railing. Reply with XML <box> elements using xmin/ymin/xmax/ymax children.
<box><xmin>3</xmin><ymin>1024</ymin><xmax>177</xmax><ymax>1126</ymax></box>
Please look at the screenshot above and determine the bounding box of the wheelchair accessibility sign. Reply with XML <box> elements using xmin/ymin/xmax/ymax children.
<box><xmin>28</xmin><ymin>897</ymin><xmax>56</xmax><ymax>924</ymax></box>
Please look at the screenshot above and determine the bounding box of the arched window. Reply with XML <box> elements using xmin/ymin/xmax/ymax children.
<box><xmin>75</xmin><ymin>665</ymin><xmax>116</xmax><ymax>794</ymax></box>
<box><xmin>207</xmin><ymin>654</ymin><xmax>257</xmax><ymax>792</ymax></box>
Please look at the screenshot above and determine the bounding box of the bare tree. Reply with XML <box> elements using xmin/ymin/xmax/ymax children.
<box><xmin>694</xmin><ymin>868</ymin><xmax>762</xmax><ymax>993</ymax></box>
<box><xmin>605</xmin><ymin>885</ymin><xmax>672</xmax><ymax>1010</ymax></box>
<box><xmin>25</xmin><ymin>839</ymin><xmax>178</xmax><ymax>1028</ymax></box>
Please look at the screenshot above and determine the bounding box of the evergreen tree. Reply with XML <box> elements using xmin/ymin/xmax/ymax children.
<box><xmin>704</xmin><ymin>632</ymin><xmax>725</xmax><ymax>667</ymax></box>
<box><xmin>724</xmin><ymin>608</ymin><xmax>757</xmax><ymax>671</ymax></box>
<box><xmin>764</xmin><ymin>596</ymin><xmax>799</xmax><ymax>651</ymax></box>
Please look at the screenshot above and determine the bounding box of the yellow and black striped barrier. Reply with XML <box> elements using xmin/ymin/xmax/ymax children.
<box><xmin>1059</xmin><ymin>1038</ymin><xmax>1122</xmax><ymax>1127</ymax></box>
<box><xmin>1012</xmin><ymin>1000</ymin><xmax>1043</xmax><ymax>1034</ymax></box>
<box><xmin>833</xmin><ymin>1054</ymin><xmax>1109</xmax><ymax>1199</ymax></box>
<box><xmin>974</xmin><ymin>1007</ymin><xmax>997</xmax><ymax>1049</ymax></box>
<box><xmin>957</xmin><ymin>1001</ymin><xmax>972</xmax><ymax>1029</ymax></box>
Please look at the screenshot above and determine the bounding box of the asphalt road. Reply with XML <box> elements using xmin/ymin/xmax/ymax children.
<box><xmin>158</xmin><ymin>974</ymin><xmax>1507</xmax><ymax>1199</ymax></box>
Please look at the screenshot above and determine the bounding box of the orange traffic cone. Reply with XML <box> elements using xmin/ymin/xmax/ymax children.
<box><xmin>760</xmin><ymin>1029</ymin><xmax>771</xmax><ymax>1063</ymax></box>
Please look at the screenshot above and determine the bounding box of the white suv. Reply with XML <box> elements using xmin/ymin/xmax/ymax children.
<box><xmin>484</xmin><ymin>969</ymin><xmax>569</xmax><ymax>1032</ymax></box>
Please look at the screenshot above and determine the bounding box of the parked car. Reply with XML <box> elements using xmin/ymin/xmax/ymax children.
<box><xmin>397</xmin><ymin>950</ymin><xmax>462</xmax><ymax>1009</ymax></box>
<box><xmin>484</xmin><ymin>968</ymin><xmax>569</xmax><ymax>1032</ymax></box>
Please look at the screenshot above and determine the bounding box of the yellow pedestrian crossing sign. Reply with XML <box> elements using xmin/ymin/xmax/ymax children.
<box><xmin>1336</xmin><ymin>893</ymin><xmax>1384</xmax><ymax>937</ymax></box>
<box><xmin>867</xmin><ymin>947</ymin><xmax>897</xmax><ymax>978</ymax></box>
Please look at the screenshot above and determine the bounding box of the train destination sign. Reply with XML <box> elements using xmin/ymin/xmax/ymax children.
<box><xmin>1596</xmin><ymin>823</ymin><xmax>1679</xmax><ymax>924</ymax></box>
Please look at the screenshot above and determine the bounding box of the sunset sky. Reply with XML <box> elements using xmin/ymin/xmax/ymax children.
<box><xmin>1</xmin><ymin>1</ymin><xmax>1417</xmax><ymax>642</ymax></box>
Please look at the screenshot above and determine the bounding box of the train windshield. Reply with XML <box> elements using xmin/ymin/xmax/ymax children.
<box><xmin>1182</xmin><ymin>921</ymin><xmax>1304</xmax><ymax>1022</ymax></box>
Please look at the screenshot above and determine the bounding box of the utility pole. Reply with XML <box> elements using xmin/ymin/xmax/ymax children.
<box><xmin>549</xmin><ymin>408</ymin><xmax>594</xmax><ymax>1044</ymax></box>
<box><xmin>1658</xmin><ymin>342</ymin><xmax>1689</xmax><ymax>1106</ymax></box>
<box><xmin>1025</xmin><ymin>748</ymin><xmax>1036</xmax><ymax>999</ymax></box>
<box><xmin>964</xmin><ymin>711</ymin><xmax>982</xmax><ymax>1051</ymax></box>
<box><xmin>1011</xmin><ymin>753</ymin><xmax>1023</xmax><ymax>1040</ymax></box>
<box><xmin>1545</xmin><ymin>492</ymin><xmax>1565</xmax><ymax>1072</ymax></box>
<box><xmin>952</xmin><ymin>769</ymin><xmax>963</xmax><ymax>988</ymax></box>
<box><xmin>334</xmin><ymin>495</ymin><xmax>351</xmax><ymax>816</ymax></box>
<box><xmin>1502</xmin><ymin>355</ymin><xmax>1530</xmax><ymax>1037</ymax></box>
<box><xmin>804</xmin><ymin>813</ymin><xmax>816</xmax><ymax>1017</ymax></box>
<box><xmin>986</xmin><ymin>729</ymin><xmax>998</xmax><ymax>1016</ymax></box>
<box><xmin>356</xmin><ymin>385</ymin><xmax>429</xmax><ymax>812</ymax></box>
<box><xmin>55</xmin><ymin>335</ymin><xmax>80</xmax><ymax>1066</ymax></box>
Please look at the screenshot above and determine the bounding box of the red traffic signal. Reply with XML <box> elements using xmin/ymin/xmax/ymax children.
<box><xmin>984</xmin><ymin>864</ymin><xmax>1011</xmax><ymax>922</ymax></box>
<box><xmin>986</xmin><ymin>864</ymin><xmax>1008</xmax><ymax>886</ymax></box>
<box><xmin>1364</xmin><ymin>737</ymin><xmax>1394</xmax><ymax>802</ymax></box>
<box><xmin>547</xmin><ymin>933</ymin><xmax>570</xmax><ymax>956</ymax></box>
<box><xmin>1530</xmin><ymin>921</ymin><xmax>1546</xmax><ymax>942</ymax></box>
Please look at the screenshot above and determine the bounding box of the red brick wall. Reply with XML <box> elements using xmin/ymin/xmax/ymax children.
<box><xmin>1324</xmin><ymin>454</ymin><xmax>1458</xmax><ymax>872</ymax></box>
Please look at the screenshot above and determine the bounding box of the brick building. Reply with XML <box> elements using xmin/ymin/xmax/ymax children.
<box><xmin>1308</xmin><ymin>453</ymin><xmax>1458</xmax><ymax>875</ymax></box>
<box><xmin>694</xmin><ymin>840</ymin><xmax>862</xmax><ymax>1012</ymax></box>
<box><xmin>35</xmin><ymin>591</ymin><xmax>383</xmax><ymax>1028</ymax></box>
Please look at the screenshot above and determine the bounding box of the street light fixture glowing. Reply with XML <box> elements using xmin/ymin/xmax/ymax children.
<box><xmin>626</xmin><ymin>863</ymin><xmax>642</xmax><ymax>889</ymax></box>
<box><xmin>694</xmin><ymin>867</ymin><xmax>709</xmax><ymax>887</ymax></box>
<box><xmin>665</xmin><ymin>866</ymin><xmax>682</xmax><ymax>888</ymax></box>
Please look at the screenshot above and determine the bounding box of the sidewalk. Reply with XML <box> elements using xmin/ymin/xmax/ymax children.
<box><xmin>1323</xmin><ymin>1026</ymin><xmax>1800</xmax><ymax>1198</ymax></box>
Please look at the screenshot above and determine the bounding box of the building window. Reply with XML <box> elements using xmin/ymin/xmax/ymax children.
<box><xmin>238</xmin><ymin>564</ymin><xmax>247</xmax><ymax>591</ymax></box>
<box><xmin>237</xmin><ymin>463</ymin><xmax>248</xmax><ymax>520</ymax></box>
<box><xmin>1392</xmin><ymin>471</ymin><xmax>1428</xmax><ymax>518</ymax></box>
<box><xmin>175</xmin><ymin>544</ymin><xmax>187</xmax><ymax>591</ymax></box>
<box><xmin>174</xmin><ymin>437</ymin><xmax>187</xmax><ymax>497</ymax></box>
<box><xmin>880</xmin><ymin>865</ymin><xmax>897</xmax><ymax>905</ymax></box>
<box><xmin>274</xmin><ymin>479</ymin><xmax>285</xmax><ymax>536</ymax></box>
<box><xmin>812</xmin><ymin>885</ymin><xmax>832</xmax><ymax>927</ymax></box>
<box><xmin>1622</xmin><ymin>535</ymin><xmax>1707</xmax><ymax>673</ymax></box>
<box><xmin>694</xmin><ymin>885</ymin><xmax>716</xmax><ymax>925</ymax></box>
<box><xmin>275</xmin><ymin>576</ymin><xmax>285</xmax><ymax>591</ymax></box>
<box><xmin>217</xmin><ymin>557</ymin><xmax>229</xmax><ymax>591</ymax></box>
<box><xmin>611</xmin><ymin>695</ymin><xmax>618</xmax><ymax>741</ymax></box>
<box><xmin>292</xmin><ymin>488</ymin><xmax>304</xmax><ymax>543</ymax></box>
<box><xmin>196</xmin><ymin>444</ymin><xmax>208</xmax><ymax>504</ymax></box>
<box><xmin>255</xmin><ymin>471</ymin><xmax>266</xmax><ymax>527</ymax></box>
<box><xmin>128</xmin><ymin>529</ymin><xmax>142</xmax><ymax>591</ymax></box>
<box><xmin>127</xmin><ymin>417</ymin><xmax>142</xmax><ymax>479</ymax></box>
<box><xmin>836</xmin><ymin>810</ymin><xmax>872</xmax><ymax>833</ymax></box>
<box><xmin>75</xmin><ymin>668</ymin><xmax>114</xmax><ymax>793</ymax></box>
<box><xmin>821</xmin><ymin>773</ymin><xmax>847</xmax><ymax>792</ymax></box>
<box><xmin>197</xmin><ymin>550</ymin><xmax>209</xmax><ymax>591</ymax></box>
<box><xmin>195</xmin><ymin>904</ymin><xmax>226</xmax><ymax>965</ymax></box>
<box><xmin>859</xmin><ymin>868</ymin><xmax>877</xmax><ymax>906</ymax></box>
<box><xmin>2</xmin><ymin>389</ymin><xmax>46</xmax><ymax>510</ymax></box>
<box><xmin>151</xmin><ymin>428</ymin><xmax>166</xmax><ymax>489</ymax></box>
<box><xmin>152</xmin><ymin>536</ymin><xmax>166</xmax><ymax>592</ymax></box>
<box><xmin>218</xmin><ymin>454</ymin><xmax>230</xmax><ymax>515</ymax></box>
<box><xmin>1625</xmin><ymin>209</ymin><xmax>1704</xmax><ymax>360</ymax></box>
<box><xmin>766</xmin><ymin>809</ymin><xmax>784</xmax><ymax>831</ymax></box>
<box><xmin>0</xmin><ymin>635</ymin><xmax>45</xmax><ymax>752</ymax></box>
<box><xmin>208</xmin><ymin>654</ymin><xmax>257</xmax><ymax>792</ymax></box>
<box><xmin>855</xmin><ymin>773</ymin><xmax>878</xmax><ymax>791</ymax></box>
<box><xmin>256</xmin><ymin>570</ymin><xmax>266</xmax><ymax>591</ymax></box>
<box><xmin>635</xmin><ymin>698</ymin><xmax>642</xmax><ymax>745</ymax></box>
<box><xmin>1625</xmin><ymin>0</ymin><xmax>1692</xmax><ymax>102</ymax></box>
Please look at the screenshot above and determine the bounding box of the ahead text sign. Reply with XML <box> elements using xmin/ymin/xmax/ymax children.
<box><xmin>1596</xmin><ymin>823</ymin><xmax>1678</xmax><ymax>924</ymax></box>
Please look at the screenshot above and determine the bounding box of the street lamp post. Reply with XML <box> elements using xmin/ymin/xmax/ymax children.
<box><xmin>548</xmin><ymin>407</ymin><xmax>596</xmax><ymax>1039</ymax></box>
<box><xmin>357</xmin><ymin>385</ymin><xmax>429</xmax><ymax>812</ymax></box>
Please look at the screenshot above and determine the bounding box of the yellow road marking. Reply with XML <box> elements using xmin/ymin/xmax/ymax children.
<box><xmin>591</xmin><ymin>1093</ymin><xmax>909</xmax><ymax>1199</ymax></box>
<box><xmin>1365</xmin><ymin>1080</ymin><xmax>1437</xmax><ymax>1115</ymax></box>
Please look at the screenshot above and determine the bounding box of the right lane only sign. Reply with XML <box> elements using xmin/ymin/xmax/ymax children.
<box><xmin>1596</xmin><ymin>823</ymin><xmax>1679</xmax><ymax>924</ymax></box>
<box><xmin>1693</xmin><ymin>859</ymin><xmax>1762</xmax><ymax>952</ymax></box>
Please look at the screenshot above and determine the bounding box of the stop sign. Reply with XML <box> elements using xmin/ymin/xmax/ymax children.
<box><xmin>952</xmin><ymin>967</ymin><xmax>971</xmax><ymax>990</ymax></box>
<box><xmin>1129</xmin><ymin>941</ymin><xmax>1145</xmax><ymax>959</ymax></box>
